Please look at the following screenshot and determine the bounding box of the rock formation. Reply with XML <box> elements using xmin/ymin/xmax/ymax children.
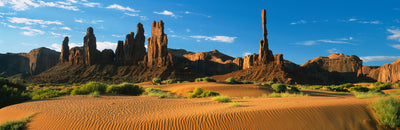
<box><xmin>233</xmin><ymin>57</ymin><xmax>243</xmax><ymax>70</ymax></box>
<box><xmin>274</xmin><ymin>54</ymin><xmax>283</xmax><ymax>65</ymax></box>
<box><xmin>59</xmin><ymin>37</ymin><xmax>69</xmax><ymax>63</ymax></box>
<box><xmin>301</xmin><ymin>53</ymin><xmax>362</xmax><ymax>73</ymax></box>
<box><xmin>83</xmin><ymin>27</ymin><xmax>97</xmax><ymax>65</ymax></box>
<box><xmin>115</xmin><ymin>23</ymin><xmax>146</xmax><ymax>65</ymax></box>
<box><xmin>360</xmin><ymin>59</ymin><xmax>400</xmax><ymax>83</ymax></box>
<box><xmin>258</xmin><ymin>9</ymin><xmax>274</xmax><ymax>65</ymax></box>
<box><xmin>100</xmin><ymin>49</ymin><xmax>115</xmax><ymax>64</ymax></box>
<box><xmin>147</xmin><ymin>20</ymin><xmax>173</xmax><ymax>67</ymax></box>
<box><xmin>69</xmin><ymin>47</ymin><xmax>84</xmax><ymax>65</ymax></box>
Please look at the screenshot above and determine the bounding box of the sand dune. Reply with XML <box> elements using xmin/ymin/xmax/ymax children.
<box><xmin>0</xmin><ymin>89</ymin><xmax>380</xmax><ymax>129</ymax></box>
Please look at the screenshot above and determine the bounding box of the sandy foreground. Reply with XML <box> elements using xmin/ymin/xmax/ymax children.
<box><xmin>0</xmin><ymin>83</ymin><xmax>383</xmax><ymax>130</ymax></box>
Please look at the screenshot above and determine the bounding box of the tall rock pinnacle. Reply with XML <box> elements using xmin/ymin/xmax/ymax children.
<box><xmin>258</xmin><ymin>9</ymin><xmax>274</xmax><ymax>64</ymax></box>
<box><xmin>59</xmin><ymin>36</ymin><xmax>69</xmax><ymax>63</ymax></box>
<box><xmin>147</xmin><ymin>20</ymin><xmax>173</xmax><ymax>67</ymax></box>
<box><xmin>83</xmin><ymin>27</ymin><xmax>97</xmax><ymax>65</ymax></box>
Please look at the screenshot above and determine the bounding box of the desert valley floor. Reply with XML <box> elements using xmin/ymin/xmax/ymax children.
<box><xmin>1</xmin><ymin>82</ymin><xmax>395</xmax><ymax>130</ymax></box>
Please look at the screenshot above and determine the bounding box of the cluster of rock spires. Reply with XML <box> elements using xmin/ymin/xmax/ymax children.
<box><xmin>3</xmin><ymin>9</ymin><xmax>400</xmax><ymax>84</ymax></box>
<box><xmin>59</xmin><ymin>21</ymin><xmax>174</xmax><ymax>69</ymax></box>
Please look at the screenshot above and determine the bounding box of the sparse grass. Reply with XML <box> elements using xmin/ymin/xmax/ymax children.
<box><xmin>31</xmin><ymin>88</ymin><xmax>61</xmax><ymax>100</ymax></box>
<box><xmin>369</xmin><ymin>97</ymin><xmax>400</xmax><ymax>128</ymax></box>
<box><xmin>211</xmin><ymin>96</ymin><xmax>231</xmax><ymax>102</ymax></box>
<box><xmin>264</xmin><ymin>92</ymin><xmax>309</xmax><ymax>98</ymax></box>
<box><xmin>372</xmin><ymin>82</ymin><xmax>391</xmax><ymax>91</ymax></box>
<box><xmin>195</xmin><ymin>77</ymin><xmax>216</xmax><ymax>82</ymax></box>
<box><xmin>268</xmin><ymin>92</ymin><xmax>281</xmax><ymax>97</ymax></box>
<box><xmin>229</xmin><ymin>102</ymin><xmax>241</xmax><ymax>107</ymax></box>
<box><xmin>187</xmin><ymin>87</ymin><xmax>219</xmax><ymax>98</ymax></box>
<box><xmin>264</xmin><ymin>81</ymin><xmax>274</xmax><ymax>86</ymax></box>
<box><xmin>354</xmin><ymin>91</ymin><xmax>387</xmax><ymax>99</ymax></box>
<box><xmin>0</xmin><ymin>85</ymin><xmax>31</xmax><ymax>108</ymax></box>
<box><xmin>71</xmin><ymin>81</ymin><xmax>107</xmax><ymax>95</ymax></box>
<box><xmin>152</xmin><ymin>78</ymin><xmax>161</xmax><ymax>85</ymax></box>
<box><xmin>145</xmin><ymin>88</ymin><xmax>179</xmax><ymax>98</ymax></box>
<box><xmin>89</xmin><ymin>91</ymin><xmax>100</xmax><ymax>97</ymax></box>
<box><xmin>0</xmin><ymin>113</ymin><xmax>35</xmax><ymax>130</ymax></box>
<box><xmin>242</xmin><ymin>96</ymin><xmax>250</xmax><ymax>99</ymax></box>
<box><xmin>162</xmin><ymin>79</ymin><xmax>174</xmax><ymax>84</ymax></box>
<box><xmin>271</xmin><ymin>84</ymin><xmax>287</xmax><ymax>93</ymax></box>
<box><xmin>106</xmin><ymin>83</ymin><xmax>144</xmax><ymax>96</ymax></box>
<box><xmin>349</xmin><ymin>85</ymin><xmax>369</xmax><ymax>92</ymax></box>
<box><xmin>390</xmin><ymin>90</ymin><xmax>400</xmax><ymax>96</ymax></box>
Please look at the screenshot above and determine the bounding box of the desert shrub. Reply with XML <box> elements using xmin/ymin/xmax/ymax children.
<box><xmin>225</xmin><ymin>77</ymin><xmax>239</xmax><ymax>84</ymax></box>
<box><xmin>188</xmin><ymin>87</ymin><xmax>219</xmax><ymax>98</ymax></box>
<box><xmin>369</xmin><ymin>97</ymin><xmax>400</xmax><ymax>128</ymax></box>
<box><xmin>59</xmin><ymin>87</ymin><xmax>74</xmax><ymax>95</ymax></box>
<box><xmin>0</xmin><ymin>85</ymin><xmax>31</xmax><ymax>108</ymax></box>
<box><xmin>339</xmin><ymin>83</ymin><xmax>354</xmax><ymax>88</ymax></box>
<box><xmin>182</xmin><ymin>81</ymin><xmax>191</xmax><ymax>83</ymax></box>
<box><xmin>267</xmin><ymin>92</ymin><xmax>309</xmax><ymax>98</ymax></box>
<box><xmin>288</xmin><ymin>86</ymin><xmax>300</xmax><ymax>92</ymax></box>
<box><xmin>195</xmin><ymin>77</ymin><xmax>216</xmax><ymax>82</ymax></box>
<box><xmin>268</xmin><ymin>92</ymin><xmax>282</xmax><ymax>97</ymax></box>
<box><xmin>229</xmin><ymin>102</ymin><xmax>241</xmax><ymax>107</ymax></box>
<box><xmin>265</xmin><ymin>81</ymin><xmax>275</xmax><ymax>86</ymax></box>
<box><xmin>152</xmin><ymin>78</ymin><xmax>162</xmax><ymax>85</ymax></box>
<box><xmin>0</xmin><ymin>113</ymin><xmax>35</xmax><ymax>130</ymax></box>
<box><xmin>354</xmin><ymin>91</ymin><xmax>386</xmax><ymax>99</ymax></box>
<box><xmin>299</xmin><ymin>85</ymin><xmax>323</xmax><ymax>90</ymax></box>
<box><xmin>0</xmin><ymin>77</ymin><xmax>26</xmax><ymax>91</ymax></box>
<box><xmin>372</xmin><ymin>82</ymin><xmax>391</xmax><ymax>91</ymax></box>
<box><xmin>105</xmin><ymin>83</ymin><xmax>144</xmax><ymax>96</ymax></box>
<box><xmin>271</xmin><ymin>84</ymin><xmax>287</xmax><ymax>93</ymax></box>
<box><xmin>329</xmin><ymin>85</ymin><xmax>349</xmax><ymax>92</ymax></box>
<box><xmin>89</xmin><ymin>91</ymin><xmax>100</xmax><ymax>97</ymax></box>
<box><xmin>240</xmin><ymin>80</ymin><xmax>253</xmax><ymax>84</ymax></box>
<box><xmin>31</xmin><ymin>88</ymin><xmax>60</xmax><ymax>100</ymax></box>
<box><xmin>393</xmin><ymin>83</ymin><xmax>400</xmax><ymax>88</ymax></box>
<box><xmin>80</xmin><ymin>81</ymin><xmax>107</xmax><ymax>93</ymax></box>
<box><xmin>144</xmin><ymin>88</ymin><xmax>178</xmax><ymax>98</ymax></box>
<box><xmin>162</xmin><ymin>79</ymin><xmax>175</xmax><ymax>84</ymax></box>
<box><xmin>211</xmin><ymin>96</ymin><xmax>231</xmax><ymax>102</ymax></box>
<box><xmin>349</xmin><ymin>86</ymin><xmax>369</xmax><ymax>92</ymax></box>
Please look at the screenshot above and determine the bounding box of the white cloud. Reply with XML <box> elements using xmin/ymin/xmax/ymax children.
<box><xmin>327</xmin><ymin>48</ymin><xmax>340</xmax><ymax>53</ymax></box>
<box><xmin>317</xmin><ymin>39</ymin><xmax>351</xmax><ymax>44</ymax></box>
<box><xmin>97</xmin><ymin>41</ymin><xmax>117</xmax><ymax>51</ymax></box>
<box><xmin>111</xmin><ymin>34</ymin><xmax>123</xmax><ymax>38</ymax></box>
<box><xmin>190</xmin><ymin>35</ymin><xmax>237</xmax><ymax>43</ymax></box>
<box><xmin>82</xmin><ymin>2</ymin><xmax>100</xmax><ymax>7</ymax></box>
<box><xmin>360</xmin><ymin>56</ymin><xmax>400</xmax><ymax>62</ymax></box>
<box><xmin>389</xmin><ymin>44</ymin><xmax>400</xmax><ymax>49</ymax></box>
<box><xmin>290</xmin><ymin>20</ymin><xmax>307</xmax><ymax>25</ymax></box>
<box><xmin>154</xmin><ymin>10</ymin><xmax>176</xmax><ymax>17</ymax></box>
<box><xmin>0</xmin><ymin>1</ymin><xmax>4</xmax><ymax>6</ymax></box>
<box><xmin>51</xmin><ymin>42</ymin><xmax>80</xmax><ymax>52</ymax></box>
<box><xmin>186</xmin><ymin>29</ymin><xmax>191</xmax><ymax>32</ymax></box>
<box><xmin>8</xmin><ymin>24</ymin><xmax>17</xmax><ymax>28</ymax></box>
<box><xmin>8</xmin><ymin>17</ymin><xmax>62</xmax><ymax>25</ymax></box>
<box><xmin>60</xmin><ymin>27</ymin><xmax>71</xmax><ymax>31</ymax></box>
<box><xmin>145</xmin><ymin>44</ymin><xmax>148</xmax><ymax>49</ymax></box>
<box><xmin>37</xmin><ymin>1</ymin><xmax>79</xmax><ymax>11</ymax></box>
<box><xmin>74</xmin><ymin>19</ymin><xmax>83</xmax><ymax>23</ymax></box>
<box><xmin>295</xmin><ymin>40</ymin><xmax>317</xmax><ymax>46</ymax></box>
<box><xmin>243</xmin><ymin>52</ymin><xmax>251</xmax><ymax>56</ymax></box>
<box><xmin>140</xmin><ymin>16</ymin><xmax>149</xmax><ymax>21</ymax></box>
<box><xmin>8</xmin><ymin>0</ymin><xmax>40</xmax><ymax>11</ymax></box>
<box><xmin>20</xmin><ymin>26</ymin><xmax>44</xmax><ymax>36</ymax></box>
<box><xmin>67</xmin><ymin>0</ymin><xmax>78</xmax><ymax>4</ymax></box>
<box><xmin>50</xmin><ymin>32</ymin><xmax>61</xmax><ymax>37</ymax></box>
<box><xmin>124</xmin><ymin>12</ymin><xmax>138</xmax><ymax>16</ymax></box>
<box><xmin>339</xmin><ymin>37</ymin><xmax>353</xmax><ymax>41</ymax></box>
<box><xmin>344</xmin><ymin>18</ymin><xmax>382</xmax><ymax>24</ymax></box>
<box><xmin>106</xmin><ymin>4</ymin><xmax>138</xmax><ymax>12</ymax></box>
<box><xmin>185</xmin><ymin>11</ymin><xmax>190</xmax><ymax>14</ymax></box>
<box><xmin>388</xmin><ymin>28</ymin><xmax>400</xmax><ymax>42</ymax></box>
<box><xmin>91</xmin><ymin>20</ymin><xmax>104</xmax><ymax>24</ymax></box>
<box><xmin>348</xmin><ymin>18</ymin><xmax>358</xmax><ymax>22</ymax></box>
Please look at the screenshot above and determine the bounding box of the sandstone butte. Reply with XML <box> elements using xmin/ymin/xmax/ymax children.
<box><xmin>0</xmin><ymin>9</ymin><xmax>398</xmax><ymax>84</ymax></box>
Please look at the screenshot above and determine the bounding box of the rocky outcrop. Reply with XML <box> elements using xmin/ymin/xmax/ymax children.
<box><xmin>0</xmin><ymin>53</ymin><xmax>30</xmax><ymax>77</ymax></box>
<box><xmin>59</xmin><ymin>37</ymin><xmax>69</xmax><ymax>63</ymax></box>
<box><xmin>147</xmin><ymin>20</ymin><xmax>173</xmax><ymax>67</ymax></box>
<box><xmin>301</xmin><ymin>53</ymin><xmax>362</xmax><ymax>73</ymax></box>
<box><xmin>83</xmin><ymin>27</ymin><xmax>98</xmax><ymax>65</ymax></box>
<box><xmin>100</xmin><ymin>49</ymin><xmax>115</xmax><ymax>64</ymax></box>
<box><xmin>233</xmin><ymin>57</ymin><xmax>243</xmax><ymax>70</ymax></box>
<box><xmin>258</xmin><ymin>9</ymin><xmax>274</xmax><ymax>64</ymax></box>
<box><xmin>115</xmin><ymin>23</ymin><xmax>146</xmax><ymax>65</ymax></box>
<box><xmin>21</xmin><ymin>47</ymin><xmax>60</xmax><ymax>75</ymax></box>
<box><xmin>360</xmin><ymin>59</ymin><xmax>400</xmax><ymax>83</ymax></box>
<box><xmin>274</xmin><ymin>54</ymin><xmax>283</xmax><ymax>65</ymax></box>
<box><xmin>69</xmin><ymin>47</ymin><xmax>84</xmax><ymax>65</ymax></box>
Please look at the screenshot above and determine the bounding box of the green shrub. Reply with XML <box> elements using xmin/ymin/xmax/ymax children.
<box><xmin>349</xmin><ymin>86</ymin><xmax>369</xmax><ymax>92</ymax></box>
<box><xmin>268</xmin><ymin>92</ymin><xmax>282</xmax><ymax>97</ymax></box>
<box><xmin>145</xmin><ymin>88</ymin><xmax>178</xmax><ymax>98</ymax></box>
<box><xmin>188</xmin><ymin>87</ymin><xmax>219</xmax><ymax>98</ymax></box>
<box><xmin>71</xmin><ymin>82</ymin><xmax>107</xmax><ymax>95</ymax></box>
<box><xmin>265</xmin><ymin>81</ymin><xmax>275</xmax><ymax>86</ymax></box>
<box><xmin>89</xmin><ymin>91</ymin><xmax>100</xmax><ymax>97</ymax></box>
<box><xmin>0</xmin><ymin>85</ymin><xmax>31</xmax><ymax>108</ymax></box>
<box><xmin>0</xmin><ymin>113</ymin><xmax>35</xmax><ymax>130</ymax></box>
<box><xmin>31</xmin><ymin>88</ymin><xmax>60</xmax><ymax>100</ymax></box>
<box><xmin>182</xmin><ymin>81</ymin><xmax>191</xmax><ymax>83</ymax></box>
<box><xmin>152</xmin><ymin>78</ymin><xmax>162</xmax><ymax>85</ymax></box>
<box><xmin>288</xmin><ymin>86</ymin><xmax>300</xmax><ymax>92</ymax></box>
<box><xmin>339</xmin><ymin>83</ymin><xmax>354</xmax><ymax>88</ymax></box>
<box><xmin>0</xmin><ymin>77</ymin><xmax>26</xmax><ymax>91</ymax></box>
<box><xmin>211</xmin><ymin>96</ymin><xmax>231</xmax><ymax>102</ymax></box>
<box><xmin>329</xmin><ymin>85</ymin><xmax>349</xmax><ymax>92</ymax></box>
<box><xmin>59</xmin><ymin>87</ymin><xmax>74</xmax><ymax>95</ymax></box>
<box><xmin>229</xmin><ymin>102</ymin><xmax>241</xmax><ymax>107</ymax></box>
<box><xmin>105</xmin><ymin>83</ymin><xmax>144</xmax><ymax>96</ymax></box>
<box><xmin>225</xmin><ymin>77</ymin><xmax>239</xmax><ymax>84</ymax></box>
<box><xmin>354</xmin><ymin>91</ymin><xmax>386</xmax><ymax>99</ymax></box>
<box><xmin>369</xmin><ymin>97</ymin><xmax>400</xmax><ymax>128</ymax></box>
<box><xmin>162</xmin><ymin>79</ymin><xmax>175</xmax><ymax>84</ymax></box>
<box><xmin>195</xmin><ymin>77</ymin><xmax>216</xmax><ymax>82</ymax></box>
<box><xmin>271</xmin><ymin>84</ymin><xmax>287</xmax><ymax>93</ymax></box>
<box><xmin>240</xmin><ymin>80</ymin><xmax>253</xmax><ymax>84</ymax></box>
<box><xmin>372</xmin><ymin>82</ymin><xmax>391</xmax><ymax>91</ymax></box>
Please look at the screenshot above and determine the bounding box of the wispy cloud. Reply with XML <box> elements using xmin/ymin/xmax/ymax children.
<box><xmin>20</xmin><ymin>26</ymin><xmax>45</xmax><ymax>36</ymax></box>
<box><xmin>74</xmin><ymin>18</ymin><xmax>83</xmax><ymax>23</ymax></box>
<box><xmin>91</xmin><ymin>20</ymin><xmax>104</xmax><ymax>24</ymax></box>
<box><xmin>290</xmin><ymin>20</ymin><xmax>307</xmax><ymax>25</ymax></box>
<box><xmin>37</xmin><ymin>1</ymin><xmax>79</xmax><ymax>11</ymax></box>
<box><xmin>243</xmin><ymin>52</ymin><xmax>252</xmax><ymax>56</ymax></box>
<box><xmin>390</xmin><ymin>44</ymin><xmax>400</xmax><ymax>49</ymax></box>
<box><xmin>50</xmin><ymin>32</ymin><xmax>62</xmax><ymax>37</ymax></box>
<box><xmin>154</xmin><ymin>10</ymin><xmax>177</xmax><ymax>18</ymax></box>
<box><xmin>184</xmin><ymin>11</ymin><xmax>211</xmax><ymax>18</ymax></box>
<box><xmin>111</xmin><ymin>34</ymin><xmax>123</xmax><ymax>38</ymax></box>
<box><xmin>140</xmin><ymin>16</ymin><xmax>149</xmax><ymax>21</ymax></box>
<box><xmin>360</xmin><ymin>56</ymin><xmax>400</xmax><ymax>62</ymax></box>
<box><xmin>8</xmin><ymin>17</ymin><xmax>62</xmax><ymax>25</ymax></box>
<box><xmin>97</xmin><ymin>41</ymin><xmax>117</xmax><ymax>51</ymax></box>
<box><xmin>296</xmin><ymin>38</ymin><xmax>354</xmax><ymax>46</ymax></box>
<box><xmin>190</xmin><ymin>35</ymin><xmax>237</xmax><ymax>43</ymax></box>
<box><xmin>124</xmin><ymin>12</ymin><xmax>138</xmax><ymax>16</ymax></box>
<box><xmin>106</xmin><ymin>4</ymin><xmax>138</xmax><ymax>12</ymax></box>
<box><xmin>387</xmin><ymin>28</ymin><xmax>400</xmax><ymax>42</ymax></box>
<box><xmin>343</xmin><ymin>18</ymin><xmax>382</xmax><ymax>24</ymax></box>
<box><xmin>60</xmin><ymin>27</ymin><xmax>71</xmax><ymax>31</ymax></box>
<box><xmin>327</xmin><ymin>48</ymin><xmax>340</xmax><ymax>53</ymax></box>
<box><xmin>82</xmin><ymin>2</ymin><xmax>100</xmax><ymax>7</ymax></box>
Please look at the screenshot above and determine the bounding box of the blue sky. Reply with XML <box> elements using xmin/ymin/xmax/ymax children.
<box><xmin>0</xmin><ymin>0</ymin><xmax>400</xmax><ymax>66</ymax></box>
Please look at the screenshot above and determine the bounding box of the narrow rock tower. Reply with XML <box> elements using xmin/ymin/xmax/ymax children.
<box><xmin>258</xmin><ymin>9</ymin><xmax>274</xmax><ymax>64</ymax></box>
<box><xmin>59</xmin><ymin>36</ymin><xmax>69</xmax><ymax>63</ymax></box>
<box><xmin>83</xmin><ymin>27</ymin><xmax>97</xmax><ymax>65</ymax></box>
<box><xmin>147</xmin><ymin>20</ymin><xmax>172</xmax><ymax>67</ymax></box>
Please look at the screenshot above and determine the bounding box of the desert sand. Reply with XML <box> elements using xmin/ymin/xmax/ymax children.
<box><xmin>0</xmin><ymin>83</ymin><xmax>381</xmax><ymax>130</ymax></box>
